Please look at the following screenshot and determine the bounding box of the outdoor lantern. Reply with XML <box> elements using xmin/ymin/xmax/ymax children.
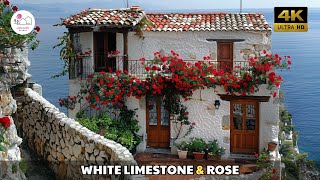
<box><xmin>214</xmin><ymin>100</ymin><xmax>221</xmax><ymax>109</ymax></box>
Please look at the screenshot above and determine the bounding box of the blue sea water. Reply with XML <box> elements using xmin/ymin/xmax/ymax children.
<box><xmin>28</xmin><ymin>8</ymin><xmax>320</xmax><ymax>164</ymax></box>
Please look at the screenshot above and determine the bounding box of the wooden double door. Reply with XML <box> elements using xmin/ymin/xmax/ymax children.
<box><xmin>146</xmin><ymin>96</ymin><xmax>170</xmax><ymax>148</ymax></box>
<box><xmin>230</xmin><ymin>100</ymin><xmax>259</xmax><ymax>154</ymax></box>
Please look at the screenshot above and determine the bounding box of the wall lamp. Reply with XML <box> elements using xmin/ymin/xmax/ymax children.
<box><xmin>214</xmin><ymin>100</ymin><xmax>221</xmax><ymax>109</ymax></box>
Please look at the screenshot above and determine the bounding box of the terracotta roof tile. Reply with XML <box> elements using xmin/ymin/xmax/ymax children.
<box><xmin>63</xmin><ymin>8</ymin><xmax>145</xmax><ymax>27</ymax></box>
<box><xmin>63</xmin><ymin>9</ymin><xmax>271</xmax><ymax>32</ymax></box>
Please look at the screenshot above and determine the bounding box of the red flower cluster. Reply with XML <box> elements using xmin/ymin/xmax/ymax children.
<box><xmin>0</xmin><ymin>116</ymin><xmax>11</xmax><ymax>129</ymax></box>
<box><xmin>34</xmin><ymin>26</ymin><xmax>40</xmax><ymax>32</ymax></box>
<box><xmin>59</xmin><ymin>96</ymin><xmax>77</xmax><ymax>110</ymax></box>
<box><xmin>3</xmin><ymin>0</ymin><xmax>9</xmax><ymax>6</ymax></box>
<box><xmin>61</xmin><ymin>50</ymin><xmax>291</xmax><ymax>111</ymax></box>
<box><xmin>107</xmin><ymin>50</ymin><xmax>121</xmax><ymax>58</ymax></box>
<box><xmin>12</xmin><ymin>5</ymin><xmax>18</xmax><ymax>11</ymax></box>
<box><xmin>76</xmin><ymin>49</ymin><xmax>92</xmax><ymax>59</ymax></box>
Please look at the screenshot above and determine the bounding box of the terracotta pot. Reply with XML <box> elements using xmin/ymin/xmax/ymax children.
<box><xmin>193</xmin><ymin>152</ymin><xmax>205</xmax><ymax>160</ymax></box>
<box><xmin>207</xmin><ymin>153</ymin><xmax>221</xmax><ymax>160</ymax></box>
<box><xmin>268</xmin><ymin>142</ymin><xmax>277</xmax><ymax>151</ymax></box>
<box><xmin>177</xmin><ymin>150</ymin><xmax>188</xmax><ymax>159</ymax></box>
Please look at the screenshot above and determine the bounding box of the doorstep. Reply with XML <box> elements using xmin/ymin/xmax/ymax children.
<box><xmin>229</xmin><ymin>153</ymin><xmax>256</xmax><ymax>160</ymax></box>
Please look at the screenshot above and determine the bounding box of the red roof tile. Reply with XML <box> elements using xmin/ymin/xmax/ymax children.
<box><xmin>63</xmin><ymin>9</ymin><xmax>271</xmax><ymax>32</ymax></box>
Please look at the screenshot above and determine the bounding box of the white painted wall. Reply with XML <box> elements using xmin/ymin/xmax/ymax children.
<box><xmin>124</xmin><ymin>86</ymin><xmax>279</xmax><ymax>159</ymax></box>
<box><xmin>117</xmin><ymin>31</ymin><xmax>271</xmax><ymax>61</ymax></box>
<box><xmin>70</xmin><ymin>30</ymin><xmax>279</xmax><ymax>158</ymax></box>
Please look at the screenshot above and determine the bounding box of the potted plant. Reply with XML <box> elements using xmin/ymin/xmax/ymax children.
<box><xmin>175</xmin><ymin>141</ymin><xmax>189</xmax><ymax>159</ymax></box>
<box><xmin>207</xmin><ymin>140</ymin><xmax>220</xmax><ymax>160</ymax></box>
<box><xmin>268</xmin><ymin>141</ymin><xmax>277</xmax><ymax>151</ymax></box>
<box><xmin>189</xmin><ymin>138</ymin><xmax>206</xmax><ymax>160</ymax></box>
<box><xmin>207</xmin><ymin>140</ymin><xmax>226</xmax><ymax>160</ymax></box>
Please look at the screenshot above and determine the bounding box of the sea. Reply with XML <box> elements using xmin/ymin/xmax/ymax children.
<box><xmin>27</xmin><ymin>8</ymin><xmax>320</xmax><ymax>165</ymax></box>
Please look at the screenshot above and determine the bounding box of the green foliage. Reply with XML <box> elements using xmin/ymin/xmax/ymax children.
<box><xmin>282</xmin><ymin>158</ymin><xmax>299</xmax><ymax>179</ymax></box>
<box><xmin>76</xmin><ymin>108</ymin><xmax>141</xmax><ymax>151</ymax></box>
<box><xmin>135</xmin><ymin>17</ymin><xmax>153</xmax><ymax>38</ymax></box>
<box><xmin>280</xmin><ymin>141</ymin><xmax>295</xmax><ymax>159</ymax></box>
<box><xmin>278</xmin><ymin>107</ymin><xmax>320</xmax><ymax>179</ymax></box>
<box><xmin>174</xmin><ymin>141</ymin><xmax>189</xmax><ymax>151</ymax></box>
<box><xmin>77</xmin><ymin>118</ymin><xmax>99</xmax><ymax>133</ymax></box>
<box><xmin>256</xmin><ymin>151</ymin><xmax>272</xmax><ymax>170</ymax></box>
<box><xmin>207</xmin><ymin>140</ymin><xmax>225</xmax><ymax>156</ymax></box>
<box><xmin>11</xmin><ymin>164</ymin><xmax>17</xmax><ymax>174</ymax></box>
<box><xmin>188</xmin><ymin>138</ymin><xmax>206</xmax><ymax>153</ymax></box>
<box><xmin>52</xmin><ymin>32</ymin><xmax>74</xmax><ymax>78</ymax></box>
<box><xmin>19</xmin><ymin>159</ymin><xmax>28</xmax><ymax>174</ymax></box>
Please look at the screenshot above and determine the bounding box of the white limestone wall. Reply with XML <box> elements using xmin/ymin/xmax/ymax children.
<box><xmin>117</xmin><ymin>31</ymin><xmax>271</xmax><ymax>60</ymax></box>
<box><xmin>76</xmin><ymin>30</ymin><xmax>271</xmax><ymax>74</ymax></box>
<box><xmin>21</xmin><ymin>88</ymin><xmax>136</xmax><ymax>180</ymax></box>
<box><xmin>124</xmin><ymin>86</ymin><xmax>279</xmax><ymax>159</ymax></box>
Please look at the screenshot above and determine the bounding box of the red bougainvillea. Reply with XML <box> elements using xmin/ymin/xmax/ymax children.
<box><xmin>59</xmin><ymin>50</ymin><xmax>291</xmax><ymax>138</ymax></box>
<box><xmin>61</xmin><ymin>49</ymin><xmax>291</xmax><ymax>110</ymax></box>
<box><xmin>0</xmin><ymin>116</ymin><xmax>10</xmax><ymax>129</ymax></box>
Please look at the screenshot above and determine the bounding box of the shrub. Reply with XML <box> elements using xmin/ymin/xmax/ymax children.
<box><xmin>174</xmin><ymin>141</ymin><xmax>189</xmax><ymax>151</ymax></box>
<box><xmin>76</xmin><ymin>109</ymin><xmax>141</xmax><ymax>151</ymax></box>
<box><xmin>207</xmin><ymin>140</ymin><xmax>225</xmax><ymax>156</ymax></box>
<box><xmin>189</xmin><ymin>138</ymin><xmax>206</xmax><ymax>153</ymax></box>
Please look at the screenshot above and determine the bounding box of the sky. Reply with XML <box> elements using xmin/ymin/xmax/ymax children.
<box><xmin>11</xmin><ymin>0</ymin><xmax>320</xmax><ymax>9</ymax></box>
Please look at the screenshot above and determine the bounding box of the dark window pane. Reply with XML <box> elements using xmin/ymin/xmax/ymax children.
<box><xmin>246</xmin><ymin>104</ymin><xmax>256</xmax><ymax>117</ymax></box>
<box><xmin>246</xmin><ymin>118</ymin><xmax>256</xmax><ymax>130</ymax></box>
<box><xmin>148</xmin><ymin>96</ymin><xmax>157</xmax><ymax>125</ymax></box>
<box><xmin>233</xmin><ymin>104</ymin><xmax>243</xmax><ymax>130</ymax></box>
<box><xmin>161</xmin><ymin>102</ymin><xmax>169</xmax><ymax>126</ymax></box>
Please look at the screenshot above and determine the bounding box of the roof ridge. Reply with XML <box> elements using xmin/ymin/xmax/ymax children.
<box><xmin>145</xmin><ymin>12</ymin><xmax>264</xmax><ymax>15</ymax></box>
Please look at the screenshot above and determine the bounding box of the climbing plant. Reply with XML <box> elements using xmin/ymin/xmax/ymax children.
<box><xmin>59</xmin><ymin>50</ymin><xmax>291</xmax><ymax>140</ymax></box>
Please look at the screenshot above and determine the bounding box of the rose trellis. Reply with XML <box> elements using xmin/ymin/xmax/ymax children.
<box><xmin>59</xmin><ymin>50</ymin><xmax>291</xmax><ymax>138</ymax></box>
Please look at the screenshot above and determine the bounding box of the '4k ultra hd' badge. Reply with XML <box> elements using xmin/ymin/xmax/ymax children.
<box><xmin>10</xmin><ymin>10</ymin><xmax>36</xmax><ymax>35</ymax></box>
<box><xmin>274</xmin><ymin>7</ymin><xmax>308</xmax><ymax>32</ymax></box>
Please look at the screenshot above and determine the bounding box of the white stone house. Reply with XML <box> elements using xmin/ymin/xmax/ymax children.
<box><xmin>63</xmin><ymin>7</ymin><xmax>280</xmax><ymax>159</ymax></box>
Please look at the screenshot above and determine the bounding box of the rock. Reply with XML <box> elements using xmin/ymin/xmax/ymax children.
<box><xmin>72</xmin><ymin>144</ymin><xmax>82</xmax><ymax>158</ymax></box>
<box><xmin>57</xmin><ymin>152</ymin><xmax>65</xmax><ymax>162</ymax></box>
<box><xmin>94</xmin><ymin>149</ymin><xmax>100</xmax><ymax>156</ymax></box>
<box><xmin>62</xmin><ymin>147</ymin><xmax>71</xmax><ymax>159</ymax></box>
<box><xmin>60</xmin><ymin>139</ymin><xmax>66</xmax><ymax>149</ymax></box>
<box><xmin>85</xmin><ymin>143</ymin><xmax>94</xmax><ymax>154</ymax></box>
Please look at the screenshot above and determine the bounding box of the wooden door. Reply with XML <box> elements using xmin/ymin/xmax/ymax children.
<box><xmin>230</xmin><ymin>100</ymin><xmax>259</xmax><ymax>154</ymax></box>
<box><xmin>146</xmin><ymin>96</ymin><xmax>170</xmax><ymax>148</ymax></box>
<box><xmin>217</xmin><ymin>42</ymin><xmax>233</xmax><ymax>72</ymax></box>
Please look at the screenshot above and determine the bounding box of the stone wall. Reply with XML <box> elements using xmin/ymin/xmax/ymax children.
<box><xmin>20</xmin><ymin>88</ymin><xmax>136</xmax><ymax>179</ymax></box>
<box><xmin>0</xmin><ymin>47</ymin><xmax>29</xmax><ymax>179</ymax></box>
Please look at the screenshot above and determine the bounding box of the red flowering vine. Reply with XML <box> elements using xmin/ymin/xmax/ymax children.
<box><xmin>59</xmin><ymin>50</ymin><xmax>291</xmax><ymax>139</ymax></box>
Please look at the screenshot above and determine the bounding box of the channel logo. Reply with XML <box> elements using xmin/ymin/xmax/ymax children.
<box><xmin>274</xmin><ymin>7</ymin><xmax>308</xmax><ymax>32</ymax></box>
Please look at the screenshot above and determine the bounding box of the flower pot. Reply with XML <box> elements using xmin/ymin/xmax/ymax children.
<box><xmin>177</xmin><ymin>150</ymin><xmax>188</xmax><ymax>159</ymax></box>
<box><xmin>193</xmin><ymin>152</ymin><xmax>205</xmax><ymax>160</ymax></box>
<box><xmin>207</xmin><ymin>153</ymin><xmax>221</xmax><ymax>160</ymax></box>
<box><xmin>268</xmin><ymin>142</ymin><xmax>277</xmax><ymax>151</ymax></box>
